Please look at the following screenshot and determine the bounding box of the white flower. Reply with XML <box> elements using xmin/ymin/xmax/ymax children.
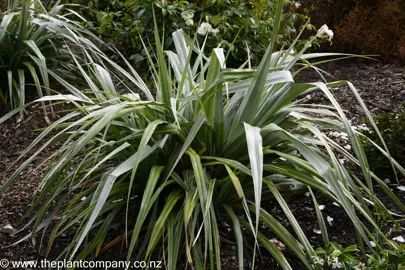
<box><xmin>294</xmin><ymin>2</ymin><xmax>301</xmax><ymax>9</ymax></box>
<box><xmin>185</xmin><ymin>19</ymin><xmax>194</xmax><ymax>26</ymax></box>
<box><xmin>316</xmin><ymin>24</ymin><xmax>334</xmax><ymax>42</ymax></box>
<box><xmin>211</xmin><ymin>28</ymin><xmax>220</xmax><ymax>36</ymax></box>
<box><xmin>181</xmin><ymin>10</ymin><xmax>194</xmax><ymax>26</ymax></box>
<box><xmin>331</xmin><ymin>257</ymin><xmax>342</xmax><ymax>269</ymax></box>
<box><xmin>197</xmin><ymin>22</ymin><xmax>219</xmax><ymax>36</ymax></box>
<box><xmin>197</xmin><ymin>22</ymin><xmax>213</xmax><ymax>36</ymax></box>
<box><xmin>312</xmin><ymin>256</ymin><xmax>324</xmax><ymax>266</ymax></box>
<box><xmin>344</xmin><ymin>144</ymin><xmax>351</xmax><ymax>150</ymax></box>
<box><xmin>181</xmin><ymin>10</ymin><xmax>194</xmax><ymax>21</ymax></box>
<box><xmin>369</xmin><ymin>241</ymin><xmax>376</xmax><ymax>247</ymax></box>
<box><xmin>319</xmin><ymin>205</ymin><xmax>325</xmax><ymax>211</ymax></box>
<box><xmin>393</xmin><ymin>236</ymin><xmax>405</xmax><ymax>243</ymax></box>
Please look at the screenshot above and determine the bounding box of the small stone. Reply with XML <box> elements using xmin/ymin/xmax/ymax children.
<box><xmin>1</xmin><ymin>224</ymin><xmax>17</xmax><ymax>235</ymax></box>
<box><xmin>313</xmin><ymin>229</ymin><xmax>322</xmax><ymax>235</ymax></box>
<box><xmin>327</xmin><ymin>216</ymin><xmax>334</xmax><ymax>226</ymax></box>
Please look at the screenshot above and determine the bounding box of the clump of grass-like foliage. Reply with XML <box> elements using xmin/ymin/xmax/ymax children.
<box><xmin>0</xmin><ymin>0</ymin><xmax>99</xmax><ymax>115</ymax></box>
<box><xmin>1</xmin><ymin>0</ymin><xmax>404</xmax><ymax>268</ymax></box>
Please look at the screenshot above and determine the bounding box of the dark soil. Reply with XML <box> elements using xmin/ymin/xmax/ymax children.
<box><xmin>296</xmin><ymin>60</ymin><xmax>405</xmax><ymax>125</ymax></box>
<box><xmin>0</xmin><ymin>104</ymin><xmax>68</xmax><ymax>262</ymax></box>
<box><xmin>1</xmin><ymin>60</ymin><xmax>405</xmax><ymax>269</ymax></box>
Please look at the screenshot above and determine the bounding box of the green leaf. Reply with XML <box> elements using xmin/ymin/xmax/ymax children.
<box><xmin>127</xmin><ymin>166</ymin><xmax>165</xmax><ymax>260</ymax></box>
<box><xmin>223</xmin><ymin>205</ymin><xmax>243</xmax><ymax>270</ymax></box>
<box><xmin>145</xmin><ymin>191</ymin><xmax>183</xmax><ymax>258</ymax></box>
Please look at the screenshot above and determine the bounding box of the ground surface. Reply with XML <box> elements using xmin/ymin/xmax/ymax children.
<box><xmin>0</xmin><ymin>104</ymin><xmax>68</xmax><ymax>263</ymax></box>
<box><xmin>296</xmin><ymin>60</ymin><xmax>405</xmax><ymax>124</ymax></box>
<box><xmin>0</xmin><ymin>60</ymin><xmax>405</xmax><ymax>269</ymax></box>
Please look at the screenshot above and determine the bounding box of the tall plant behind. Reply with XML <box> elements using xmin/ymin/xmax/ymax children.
<box><xmin>0</xmin><ymin>0</ymin><xmax>100</xmax><ymax>114</ymax></box>
<box><xmin>68</xmin><ymin>0</ymin><xmax>317</xmax><ymax>67</ymax></box>
<box><xmin>1</xmin><ymin>1</ymin><xmax>404</xmax><ymax>269</ymax></box>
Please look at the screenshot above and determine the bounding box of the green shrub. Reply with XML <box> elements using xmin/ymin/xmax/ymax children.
<box><xmin>0</xmin><ymin>0</ymin><xmax>100</xmax><ymax>114</ymax></box>
<box><xmin>1</xmin><ymin>1</ymin><xmax>404</xmax><ymax>268</ymax></box>
<box><xmin>361</xmin><ymin>104</ymin><xmax>405</xmax><ymax>181</ymax></box>
<box><xmin>68</xmin><ymin>0</ymin><xmax>318</xmax><ymax>67</ymax></box>
<box><xmin>368</xmin><ymin>245</ymin><xmax>405</xmax><ymax>270</ymax></box>
<box><xmin>314</xmin><ymin>242</ymin><xmax>405</xmax><ymax>269</ymax></box>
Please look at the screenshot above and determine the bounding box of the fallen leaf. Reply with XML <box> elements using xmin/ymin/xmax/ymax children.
<box><xmin>397</xmin><ymin>186</ymin><xmax>405</xmax><ymax>192</ymax></box>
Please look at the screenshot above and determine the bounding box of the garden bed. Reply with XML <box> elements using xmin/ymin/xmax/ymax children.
<box><xmin>1</xmin><ymin>59</ymin><xmax>405</xmax><ymax>268</ymax></box>
<box><xmin>296</xmin><ymin>60</ymin><xmax>405</xmax><ymax>124</ymax></box>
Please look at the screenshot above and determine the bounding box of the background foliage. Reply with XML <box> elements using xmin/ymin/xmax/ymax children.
<box><xmin>299</xmin><ymin>0</ymin><xmax>405</xmax><ymax>61</ymax></box>
<box><xmin>68</xmin><ymin>0</ymin><xmax>317</xmax><ymax>67</ymax></box>
<box><xmin>362</xmin><ymin>103</ymin><xmax>405</xmax><ymax>181</ymax></box>
<box><xmin>333</xmin><ymin>0</ymin><xmax>405</xmax><ymax>61</ymax></box>
<box><xmin>0</xmin><ymin>0</ymin><xmax>100</xmax><ymax>113</ymax></box>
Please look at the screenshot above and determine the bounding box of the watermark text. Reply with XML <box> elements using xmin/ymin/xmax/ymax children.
<box><xmin>0</xmin><ymin>258</ymin><xmax>162</xmax><ymax>269</ymax></box>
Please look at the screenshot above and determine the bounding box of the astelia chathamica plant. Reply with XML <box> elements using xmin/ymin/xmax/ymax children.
<box><xmin>1</xmin><ymin>0</ymin><xmax>404</xmax><ymax>268</ymax></box>
<box><xmin>0</xmin><ymin>0</ymin><xmax>100</xmax><ymax>116</ymax></box>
